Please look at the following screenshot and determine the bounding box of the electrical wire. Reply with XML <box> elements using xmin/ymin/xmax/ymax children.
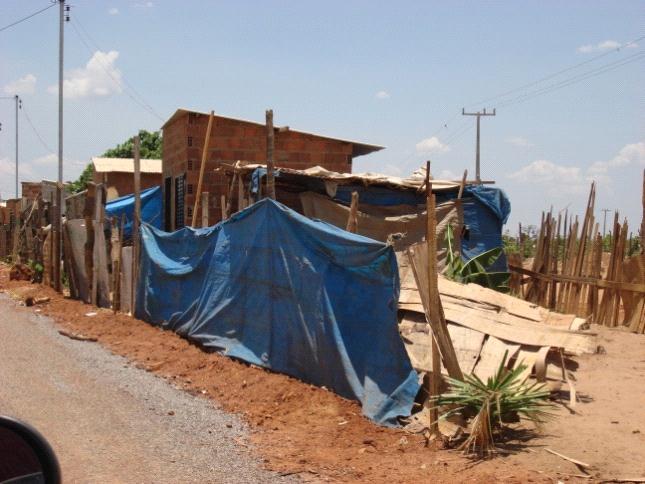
<box><xmin>498</xmin><ymin>51</ymin><xmax>645</xmax><ymax>108</ymax></box>
<box><xmin>69</xmin><ymin>16</ymin><xmax>164</xmax><ymax>122</ymax></box>
<box><xmin>0</xmin><ymin>2</ymin><xmax>57</xmax><ymax>34</ymax></box>
<box><xmin>21</xmin><ymin>104</ymin><xmax>56</xmax><ymax>155</ymax></box>
<box><xmin>465</xmin><ymin>33</ymin><xmax>645</xmax><ymax>109</ymax></box>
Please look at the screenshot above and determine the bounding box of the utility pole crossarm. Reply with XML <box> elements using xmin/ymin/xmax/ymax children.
<box><xmin>462</xmin><ymin>108</ymin><xmax>496</xmax><ymax>184</ymax></box>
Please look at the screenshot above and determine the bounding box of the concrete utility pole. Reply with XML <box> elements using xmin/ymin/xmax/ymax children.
<box><xmin>14</xmin><ymin>95</ymin><xmax>20</xmax><ymax>198</ymax></box>
<box><xmin>462</xmin><ymin>108</ymin><xmax>496</xmax><ymax>183</ymax></box>
<box><xmin>601</xmin><ymin>208</ymin><xmax>611</xmax><ymax>238</ymax></box>
<box><xmin>53</xmin><ymin>0</ymin><xmax>69</xmax><ymax>291</ymax></box>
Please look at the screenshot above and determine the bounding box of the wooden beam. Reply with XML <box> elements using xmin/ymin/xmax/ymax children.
<box><xmin>266</xmin><ymin>109</ymin><xmax>276</xmax><ymax>200</ymax></box>
<box><xmin>192</xmin><ymin>110</ymin><xmax>215</xmax><ymax>227</ymax></box>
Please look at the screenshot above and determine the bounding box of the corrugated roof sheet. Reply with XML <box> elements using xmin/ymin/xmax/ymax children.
<box><xmin>161</xmin><ymin>108</ymin><xmax>385</xmax><ymax>158</ymax></box>
<box><xmin>92</xmin><ymin>157</ymin><xmax>162</xmax><ymax>174</ymax></box>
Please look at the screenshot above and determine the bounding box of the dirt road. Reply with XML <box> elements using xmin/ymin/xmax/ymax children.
<box><xmin>0</xmin><ymin>294</ymin><xmax>292</xmax><ymax>483</ymax></box>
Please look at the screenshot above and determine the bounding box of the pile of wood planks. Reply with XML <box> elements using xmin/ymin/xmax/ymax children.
<box><xmin>508</xmin><ymin>180</ymin><xmax>645</xmax><ymax>333</ymax></box>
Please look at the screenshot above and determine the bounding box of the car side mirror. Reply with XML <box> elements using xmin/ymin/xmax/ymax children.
<box><xmin>0</xmin><ymin>416</ymin><xmax>61</xmax><ymax>484</ymax></box>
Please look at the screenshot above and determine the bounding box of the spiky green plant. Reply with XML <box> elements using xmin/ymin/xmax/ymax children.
<box><xmin>435</xmin><ymin>351</ymin><xmax>554</xmax><ymax>456</ymax></box>
<box><xmin>444</xmin><ymin>224</ymin><xmax>511</xmax><ymax>293</ymax></box>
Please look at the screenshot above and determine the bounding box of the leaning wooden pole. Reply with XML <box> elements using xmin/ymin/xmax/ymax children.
<box><xmin>192</xmin><ymin>110</ymin><xmax>215</xmax><ymax>227</ymax></box>
<box><xmin>426</xmin><ymin>161</ymin><xmax>442</xmax><ymax>437</ymax></box>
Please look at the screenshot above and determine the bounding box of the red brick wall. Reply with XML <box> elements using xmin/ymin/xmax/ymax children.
<box><xmin>162</xmin><ymin>112</ymin><xmax>354</xmax><ymax>227</ymax></box>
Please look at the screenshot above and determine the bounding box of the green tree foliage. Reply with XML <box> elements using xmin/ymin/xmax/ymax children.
<box><xmin>68</xmin><ymin>162</ymin><xmax>95</xmax><ymax>194</ymax></box>
<box><xmin>68</xmin><ymin>130</ymin><xmax>162</xmax><ymax>193</ymax></box>
<box><xmin>103</xmin><ymin>130</ymin><xmax>162</xmax><ymax>159</ymax></box>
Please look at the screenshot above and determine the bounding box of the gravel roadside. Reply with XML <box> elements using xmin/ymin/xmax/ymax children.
<box><xmin>0</xmin><ymin>293</ymin><xmax>296</xmax><ymax>483</ymax></box>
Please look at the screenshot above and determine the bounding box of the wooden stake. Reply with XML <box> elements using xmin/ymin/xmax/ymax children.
<box><xmin>201</xmin><ymin>192</ymin><xmax>209</xmax><ymax>226</ymax></box>
<box><xmin>266</xmin><ymin>109</ymin><xmax>276</xmax><ymax>200</ymax></box>
<box><xmin>220</xmin><ymin>195</ymin><xmax>226</xmax><ymax>221</ymax></box>
<box><xmin>346</xmin><ymin>191</ymin><xmax>359</xmax><ymax>233</ymax></box>
<box><xmin>192</xmin><ymin>110</ymin><xmax>215</xmax><ymax>227</ymax></box>
<box><xmin>83</xmin><ymin>183</ymin><xmax>96</xmax><ymax>303</ymax></box>
<box><xmin>132</xmin><ymin>136</ymin><xmax>141</xmax><ymax>313</ymax></box>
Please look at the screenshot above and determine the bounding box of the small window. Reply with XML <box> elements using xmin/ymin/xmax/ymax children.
<box><xmin>187</xmin><ymin>160</ymin><xmax>193</xmax><ymax>170</ymax></box>
<box><xmin>187</xmin><ymin>136</ymin><xmax>193</xmax><ymax>147</ymax></box>
<box><xmin>187</xmin><ymin>184</ymin><xmax>193</xmax><ymax>194</ymax></box>
<box><xmin>187</xmin><ymin>206</ymin><xmax>193</xmax><ymax>219</ymax></box>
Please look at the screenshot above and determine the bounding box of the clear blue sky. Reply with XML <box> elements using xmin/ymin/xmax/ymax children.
<box><xmin>1</xmin><ymin>0</ymin><xmax>643</xmax><ymax>232</ymax></box>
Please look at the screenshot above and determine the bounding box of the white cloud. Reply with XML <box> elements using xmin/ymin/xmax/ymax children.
<box><xmin>3</xmin><ymin>74</ymin><xmax>37</xmax><ymax>95</ymax></box>
<box><xmin>108</xmin><ymin>7</ymin><xmax>119</xmax><ymax>15</ymax></box>
<box><xmin>506</xmin><ymin>136</ymin><xmax>534</xmax><ymax>148</ymax></box>
<box><xmin>47</xmin><ymin>51</ymin><xmax>122</xmax><ymax>99</ymax></box>
<box><xmin>577</xmin><ymin>39</ymin><xmax>636</xmax><ymax>53</ymax></box>
<box><xmin>375</xmin><ymin>90</ymin><xmax>390</xmax><ymax>100</ymax></box>
<box><xmin>415</xmin><ymin>136</ymin><xmax>450</xmax><ymax>155</ymax></box>
<box><xmin>508</xmin><ymin>141</ymin><xmax>645</xmax><ymax>195</ymax></box>
<box><xmin>588</xmin><ymin>142</ymin><xmax>645</xmax><ymax>176</ymax></box>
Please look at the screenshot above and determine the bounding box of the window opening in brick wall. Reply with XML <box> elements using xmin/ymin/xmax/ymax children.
<box><xmin>187</xmin><ymin>136</ymin><xmax>193</xmax><ymax>147</ymax></box>
<box><xmin>187</xmin><ymin>184</ymin><xmax>193</xmax><ymax>195</ymax></box>
<box><xmin>187</xmin><ymin>160</ymin><xmax>193</xmax><ymax>170</ymax></box>
<box><xmin>175</xmin><ymin>174</ymin><xmax>185</xmax><ymax>229</ymax></box>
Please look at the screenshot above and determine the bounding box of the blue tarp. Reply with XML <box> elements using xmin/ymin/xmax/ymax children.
<box><xmin>135</xmin><ymin>198</ymin><xmax>419</xmax><ymax>426</ymax></box>
<box><xmin>105</xmin><ymin>186</ymin><xmax>162</xmax><ymax>239</ymax></box>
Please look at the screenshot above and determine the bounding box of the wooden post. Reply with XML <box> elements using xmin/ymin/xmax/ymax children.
<box><xmin>346</xmin><ymin>191</ymin><xmax>359</xmax><ymax>233</ymax></box>
<box><xmin>237</xmin><ymin>170</ymin><xmax>245</xmax><ymax>211</ymax></box>
<box><xmin>220</xmin><ymin>195</ymin><xmax>226</xmax><ymax>220</ymax></box>
<box><xmin>192</xmin><ymin>110</ymin><xmax>215</xmax><ymax>227</ymax></box>
<box><xmin>53</xmin><ymin>184</ymin><xmax>62</xmax><ymax>291</ymax></box>
<box><xmin>91</xmin><ymin>184</ymin><xmax>104</xmax><ymax>307</ymax></box>
<box><xmin>225</xmin><ymin>173</ymin><xmax>238</xmax><ymax>219</ymax></box>
<box><xmin>201</xmin><ymin>192</ymin><xmax>209</xmax><ymax>227</ymax></box>
<box><xmin>132</xmin><ymin>136</ymin><xmax>141</xmax><ymax>313</ymax></box>
<box><xmin>266</xmin><ymin>109</ymin><xmax>276</xmax><ymax>200</ymax></box>
<box><xmin>111</xmin><ymin>216</ymin><xmax>121</xmax><ymax>313</ymax></box>
<box><xmin>83</xmin><ymin>183</ymin><xmax>96</xmax><ymax>303</ymax></box>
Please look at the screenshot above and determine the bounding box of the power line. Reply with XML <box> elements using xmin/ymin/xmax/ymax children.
<box><xmin>69</xmin><ymin>15</ymin><xmax>164</xmax><ymax>121</ymax></box>
<box><xmin>498</xmin><ymin>51</ymin><xmax>645</xmax><ymax>108</ymax></box>
<box><xmin>465</xmin><ymin>33</ymin><xmax>645</xmax><ymax>109</ymax></box>
<box><xmin>0</xmin><ymin>2</ymin><xmax>56</xmax><ymax>33</ymax></box>
<box><xmin>21</xmin><ymin>103</ymin><xmax>56</xmax><ymax>155</ymax></box>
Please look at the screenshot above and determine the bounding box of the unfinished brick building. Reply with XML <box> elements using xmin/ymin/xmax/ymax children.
<box><xmin>161</xmin><ymin>108</ymin><xmax>383</xmax><ymax>230</ymax></box>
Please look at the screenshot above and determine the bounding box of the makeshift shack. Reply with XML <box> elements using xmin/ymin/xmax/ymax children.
<box><xmin>135</xmin><ymin>198</ymin><xmax>419</xmax><ymax>426</ymax></box>
<box><xmin>221</xmin><ymin>163</ymin><xmax>510</xmax><ymax>271</ymax></box>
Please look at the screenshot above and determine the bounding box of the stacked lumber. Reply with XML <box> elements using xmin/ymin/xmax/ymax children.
<box><xmin>397</xmin><ymin>249</ymin><xmax>596</xmax><ymax>393</ymax></box>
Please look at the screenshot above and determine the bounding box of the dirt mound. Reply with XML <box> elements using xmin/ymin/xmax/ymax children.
<box><xmin>0</xmin><ymin>264</ymin><xmax>546</xmax><ymax>483</ymax></box>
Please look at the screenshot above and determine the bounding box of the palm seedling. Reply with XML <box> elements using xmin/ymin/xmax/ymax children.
<box><xmin>435</xmin><ymin>351</ymin><xmax>554</xmax><ymax>456</ymax></box>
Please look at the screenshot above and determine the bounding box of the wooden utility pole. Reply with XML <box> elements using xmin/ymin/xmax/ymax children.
<box><xmin>192</xmin><ymin>111</ymin><xmax>215</xmax><ymax>227</ymax></box>
<box><xmin>266</xmin><ymin>109</ymin><xmax>276</xmax><ymax>200</ymax></box>
<box><xmin>462</xmin><ymin>108</ymin><xmax>496</xmax><ymax>183</ymax></box>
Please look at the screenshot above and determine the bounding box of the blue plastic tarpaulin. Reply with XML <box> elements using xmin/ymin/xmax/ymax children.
<box><xmin>135</xmin><ymin>198</ymin><xmax>419</xmax><ymax>426</ymax></box>
<box><xmin>105</xmin><ymin>185</ymin><xmax>162</xmax><ymax>239</ymax></box>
